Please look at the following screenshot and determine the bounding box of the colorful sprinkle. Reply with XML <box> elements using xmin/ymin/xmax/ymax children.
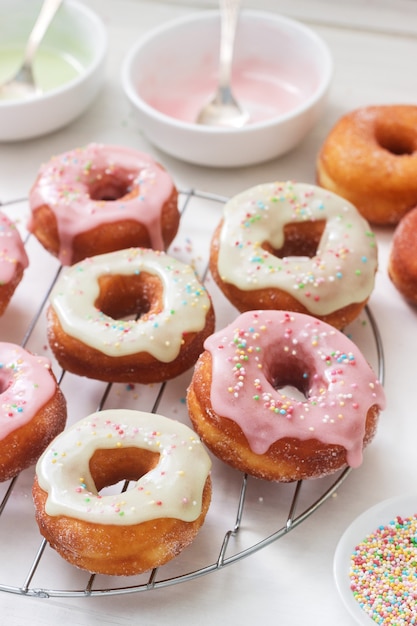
<box><xmin>350</xmin><ymin>514</ymin><xmax>417</xmax><ymax>624</ymax></box>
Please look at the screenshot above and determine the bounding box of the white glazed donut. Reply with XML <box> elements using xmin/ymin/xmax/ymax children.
<box><xmin>47</xmin><ymin>247</ymin><xmax>215</xmax><ymax>383</ymax></box>
<box><xmin>33</xmin><ymin>409</ymin><xmax>212</xmax><ymax>575</ymax></box>
<box><xmin>209</xmin><ymin>181</ymin><xmax>378</xmax><ymax>329</ymax></box>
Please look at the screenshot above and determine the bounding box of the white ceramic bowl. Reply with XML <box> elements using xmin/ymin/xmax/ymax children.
<box><xmin>121</xmin><ymin>10</ymin><xmax>333</xmax><ymax>168</ymax></box>
<box><xmin>0</xmin><ymin>0</ymin><xmax>107</xmax><ymax>142</ymax></box>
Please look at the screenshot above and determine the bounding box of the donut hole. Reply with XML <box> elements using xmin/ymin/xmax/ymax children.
<box><xmin>88</xmin><ymin>172</ymin><xmax>137</xmax><ymax>202</ymax></box>
<box><xmin>89</xmin><ymin>447</ymin><xmax>160</xmax><ymax>493</ymax></box>
<box><xmin>266</xmin><ymin>358</ymin><xmax>311</xmax><ymax>401</ymax></box>
<box><xmin>375</xmin><ymin>124</ymin><xmax>416</xmax><ymax>155</ymax></box>
<box><xmin>96</xmin><ymin>272</ymin><xmax>163</xmax><ymax>321</ymax></box>
<box><xmin>263</xmin><ymin>220</ymin><xmax>326</xmax><ymax>258</ymax></box>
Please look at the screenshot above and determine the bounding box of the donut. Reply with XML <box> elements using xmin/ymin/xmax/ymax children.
<box><xmin>316</xmin><ymin>105</ymin><xmax>417</xmax><ymax>225</ymax></box>
<box><xmin>47</xmin><ymin>247</ymin><xmax>215</xmax><ymax>383</ymax></box>
<box><xmin>388</xmin><ymin>205</ymin><xmax>417</xmax><ymax>304</ymax></box>
<box><xmin>0</xmin><ymin>343</ymin><xmax>67</xmax><ymax>482</ymax></box>
<box><xmin>209</xmin><ymin>181</ymin><xmax>378</xmax><ymax>330</ymax></box>
<box><xmin>33</xmin><ymin>409</ymin><xmax>212</xmax><ymax>576</ymax></box>
<box><xmin>28</xmin><ymin>143</ymin><xmax>180</xmax><ymax>265</ymax></box>
<box><xmin>0</xmin><ymin>210</ymin><xmax>28</xmax><ymax>315</ymax></box>
<box><xmin>187</xmin><ymin>310</ymin><xmax>385</xmax><ymax>482</ymax></box>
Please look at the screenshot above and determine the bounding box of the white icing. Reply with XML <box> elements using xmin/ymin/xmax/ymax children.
<box><xmin>36</xmin><ymin>409</ymin><xmax>212</xmax><ymax>525</ymax></box>
<box><xmin>215</xmin><ymin>181</ymin><xmax>378</xmax><ymax>315</ymax></box>
<box><xmin>49</xmin><ymin>248</ymin><xmax>211</xmax><ymax>360</ymax></box>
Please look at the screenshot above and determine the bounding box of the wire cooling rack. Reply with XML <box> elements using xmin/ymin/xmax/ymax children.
<box><xmin>0</xmin><ymin>188</ymin><xmax>385</xmax><ymax>598</ymax></box>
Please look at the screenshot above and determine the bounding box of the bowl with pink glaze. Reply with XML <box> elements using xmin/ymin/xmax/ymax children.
<box><xmin>121</xmin><ymin>10</ymin><xmax>332</xmax><ymax>168</ymax></box>
<box><xmin>0</xmin><ymin>0</ymin><xmax>107</xmax><ymax>142</ymax></box>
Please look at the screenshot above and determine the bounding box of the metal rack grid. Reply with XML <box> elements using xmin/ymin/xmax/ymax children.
<box><xmin>0</xmin><ymin>189</ymin><xmax>385</xmax><ymax>598</ymax></box>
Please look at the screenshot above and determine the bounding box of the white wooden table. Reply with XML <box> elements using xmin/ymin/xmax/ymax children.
<box><xmin>1</xmin><ymin>1</ymin><xmax>417</xmax><ymax>624</ymax></box>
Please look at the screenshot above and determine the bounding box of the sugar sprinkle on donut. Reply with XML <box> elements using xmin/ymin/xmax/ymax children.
<box><xmin>317</xmin><ymin>105</ymin><xmax>417</xmax><ymax>224</ymax></box>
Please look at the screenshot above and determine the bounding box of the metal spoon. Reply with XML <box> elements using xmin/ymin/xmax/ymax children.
<box><xmin>0</xmin><ymin>0</ymin><xmax>64</xmax><ymax>100</ymax></box>
<box><xmin>196</xmin><ymin>0</ymin><xmax>249</xmax><ymax>128</ymax></box>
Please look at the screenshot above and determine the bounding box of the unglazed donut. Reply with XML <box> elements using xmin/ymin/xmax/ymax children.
<box><xmin>33</xmin><ymin>409</ymin><xmax>212</xmax><ymax>576</ymax></box>
<box><xmin>28</xmin><ymin>143</ymin><xmax>180</xmax><ymax>265</ymax></box>
<box><xmin>187</xmin><ymin>310</ymin><xmax>385</xmax><ymax>482</ymax></box>
<box><xmin>388</xmin><ymin>205</ymin><xmax>417</xmax><ymax>304</ymax></box>
<box><xmin>0</xmin><ymin>343</ymin><xmax>67</xmax><ymax>482</ymax></box>
<box><xmin>316</xmin><ymin>105</ymin><xmax>417</xmax><ymax>225</ymax></box>
<box><xmin>47</xmin><ymin>247</ymin><xmax>215</xmax><ymax>383</ymax></box>
<box><xmin>209</xmin><ymin>181</ymin><xmax>378</xmax><ymax>329</ymax></box>
<box><xmin>0</xmin><ymin>211</ymin><xmax>28</xmax><ymax>315</ymax></box>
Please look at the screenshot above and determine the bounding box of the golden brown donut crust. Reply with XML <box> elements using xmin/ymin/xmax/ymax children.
<box><xmin>32</xmin><ymin>447</ymin><xmax>212</xmax><ymax>576</ymax></box>
<box><xmin>316</xmin><ymin>105</ymin><xmax>417</xmax><ymax>225</ymax></box>
<box><xmin>30</xmin><ymin>185</ymin><xmax>180</xmax><ymax>265</ymax></box>
<box><xmin>0</xmin><ymin>372</ymin><xmax>67</xmax><ymax>482</ymax></box>
<box><xmin>388</xmin><ymin>206</ymin><xmax>417</xmax><ymax>303</ymax></box>
<box><xmin>187</xmin><ymin>351</ymin><xmax>380</xmax><ymax>483</ymax></box>
<box><xmin>209</xmin><ymin>221</ymin><xmax>369</xmax><ymax>330</ymax></box>
<box><xmin>47</xmin><ymin>271</ymin><xmax>215</xmax><ymax>384</ymax></box>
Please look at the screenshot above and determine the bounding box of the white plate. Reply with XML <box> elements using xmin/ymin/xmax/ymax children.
<box><xmin>334</xmin><ymin>493</ymin><xmax>417</xmax><ymax>625</ymax></box>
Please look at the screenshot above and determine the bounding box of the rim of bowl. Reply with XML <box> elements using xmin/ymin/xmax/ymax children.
<box><xmin>121</xmin><ymin>9</ymin><xmax>333</xmax><ymax>134</ymax></box>
<box><xmin>0</xmin><ymin>0</ymin><xmax>107</xmax><ymax>109</ymax></box>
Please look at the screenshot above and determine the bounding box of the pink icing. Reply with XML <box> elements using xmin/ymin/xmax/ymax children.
<box><xmin>144</xmin><ymin>58</ymin><xmax>316</xmax><ymax>125</ymax></box>
<box><xmin>0</xmin><ymin>343</ymin><xmax>57</xmax><ymax>440</ymax></box>
<box><xmin>0</xmin><ymin>211</ymin><xmax>28</xmax><ymax>284</ymax></box>
<box><xmin>28</xmin><ymin>144</ymin><xmax>176</xmax><ymax>265</ymax></box>
<box><xmin>204</xmin><ymin>310</ymin><xmax>385</xmax><ymax>468</ymax></box>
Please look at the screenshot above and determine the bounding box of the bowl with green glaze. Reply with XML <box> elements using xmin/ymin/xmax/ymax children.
<box><xmin>0</xmin><ymin>0</ymin><xmax>107</xmax><ymax>142</ymax></box>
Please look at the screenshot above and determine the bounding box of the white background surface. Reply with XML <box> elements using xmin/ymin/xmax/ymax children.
<box><xmin>1</xmin><ymin>1</ymin><xmax>417</xmax><ymax>624</ymax></box>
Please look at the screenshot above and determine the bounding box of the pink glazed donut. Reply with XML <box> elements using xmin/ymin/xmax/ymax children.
<box><xmin>187</xmin><ymin>310</ymin><xmax>385</xmax><ymax>482</ymax></box>
<box><xmin>0</xmin><ymin>210</ymin><xmax>28</xmax><ymax>315</ymax></box>
<box><xmin>0</xmin><ymin>343</ymin><xmax>67</xmax><ymax>482</ymax></box>
<box><xmin>28</xmin><ymin>144</ymin><xmax>180</xmax><ymax>265</ymax></box>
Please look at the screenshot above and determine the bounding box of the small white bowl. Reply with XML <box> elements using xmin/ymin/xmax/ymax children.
<box><xmin>0</xmin><ymin>0</ymin><xmax>107</xmax><ymax>142</ymax></box>
<box><xmin>121</xmin><ymin>10</ymin><xmax>333</xmax><ymax>168</ymax></box>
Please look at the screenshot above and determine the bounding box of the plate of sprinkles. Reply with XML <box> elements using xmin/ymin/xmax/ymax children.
<box><xmin>334</xmin><ymin>493</ymin><xmax>417</xmax><ymax>625</ymax></box>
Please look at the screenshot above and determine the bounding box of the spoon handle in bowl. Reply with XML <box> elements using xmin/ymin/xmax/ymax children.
<box><xmin>22</xmin><ymin>0</ymin><xmax>64</xmax><ymax>67</ymax></box>
<box><xmin>218</xmin><ymin>0</ymin><xmax>242</xmax><ymax>90</ymax></box>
